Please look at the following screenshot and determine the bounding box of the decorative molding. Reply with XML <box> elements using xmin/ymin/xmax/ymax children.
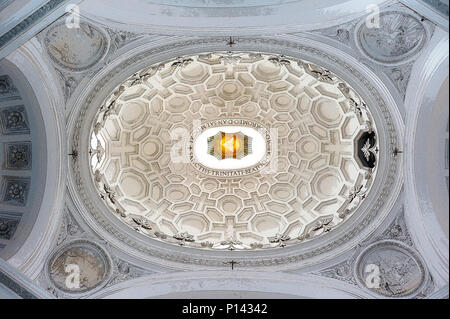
<box><xmin>105</xmin><ymin>255</ymin><xmax>150</xmax><ymax>288</ymax></box>
<box><xmin>3</xmin><ymin>142</ymin><xmax>32</xmax><ymax>170</ymax></box>
<box><xmin>56</xmin><ymin>207</ymin><xmax>84</xmax><ymax>246</ymax></box>
<box><xmin>375</xmin><ymin>209</ymin><xmax>414</xmax><ymax>246</ymax></box>
<box><xmin>317</xmin><ymin>259</ymin><xmax>358</xmax><ymax>286</ymax></box>
<box><xmin>0</xmin><ymin>0</ymin><xmax>68</xmax><ymax>50</ymax></box>
<box><xmin>310</xmin><ymin>5</ymin><xmax>434</xmax><ymax>101</ymax></box>
<box><xmin>0</xmin><ymin>105</ymin><xmax>29</xmax><ymax>135</ymax></box>
<box><xmin>45</xmin><ymin>239</ymin><xmax>113</xmax><ymax>298</ymax></box>
<box><xmin>0</xmin><ymin>176</ymin><xmax>30</xmax><ymax>206</ymax></box>
<box><xmin>44</xmin><ymin>22</ymin><xmax>109</xmax><ymax>72</ymax></box>
<box><xmin>311</xmin><ymin>20</ymin><xmax>359</xmax><ymax>46</ymax></box>
<box><xmin>382</xmin><ymin>62</ymin><xmax>415</xmax><ymax>99</ymax></box>
<box><xmin>105</xmin><ymin>28</ymin><xmax>142</xmax><ymax>53</ymax></box>
<box><xmin>66</xmin><ymin>35</ymin><xmax>402</xmax><ymax>268</ymax></box>
<box><xmin>354</xmin><ymin>240</ymin><xmax>428</xmax><ymax>298</ymax></box>
<box><xmin>356</xmin><ymin>11</ymin><xmax>427</xmax><ymax>64</ymax></box>
<box><xmin>0</xmin><ymin>75</ymin><xmax>20</xmax><ymax>101</ymax></box>
<box><xmin>316</xmin><ymin>208</ymin><xmax>423</xmax><ymax>293</ymax></box>
<box><xmin>0</xmin><ymin>213</ymin><xmax>21</xmax><ymax>240</ymax></box>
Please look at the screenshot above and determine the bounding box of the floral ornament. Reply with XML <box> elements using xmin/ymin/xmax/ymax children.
<box><xmin>219</xmin><ymin>239</ymin><xmax>243</xmax><ymax>251</ymax></box>
<box><xmin>338</xmin><ymin>208</ymin><xmax>352</xmax><ymax>219</ymax></box>
<box><xmin>347</xmin><ymin>184</ymin><xmax>364</xmax><ymax>203</ymax></box>
<box><xmin>171</xmin><ymin>57</ymin><xmax>194</xmax><ymax>68</ymax></box>
<box><xmin>173</xmin><ymin>231</ymin><xmax>195</xmax><ymax>245</ymax></box>
<box><xmin>299</xmin><ymin>61</ymin><xmax>335</xmax><ymax>83</ymax></box>
<box><xmin>129</xmin><ymin>215</ymin><xmax>152</xmax><ymax>231</ymax></box>
<box><xmin>154</xmin><ymin>231</ymin><xmax>167</xmax><ymax>239</ymax></box>
<box><xmin>101</xmin><ymin>183</ymin><xmax>116</xmax><ymax>204</ymax></box>
<box><xmin>268</xmin><ymin>233</ymin><xmax>291</xmax><ymax>247</ymax></box>
<box><xmin>7</xmin><ymin>183</ymin><xmax>25</xmax><ymax>200</ymax></box>
<box><xmin>250</xmin><ymin>242</ymin><xmax>263</xmax><ymax>249</ymax></box>
<box><xmin>361</xmin><ymin>138</ymin><xmax>378</xmax><ymax>162</ymax></box>
<box><xmin>219</xmin><ymin>52</ymin><xmax>242</xmax><ymax>64</ymax></box>
<box><xmin>311</xmin><ymin>217</ymin><xmax>334</xmax><ymax>233</ymax></box>
<box><xmin>114</xmin><ymin>208</ymin><xmax>126</xmax><ymax>218</ymax></box>
<box><xmin>268</xmin><ymin>55</ymin><xmax>290</xmax><ymax>66</ymax></box>
<box><xmin>299</xmin><ymin>216</ymin><xmax>335</xmax><ymax>241</ymax></box>
<box><xmin>200</xmin><ymin>241</ymin><xmax>214</xmax><ymax>248</ymax></box>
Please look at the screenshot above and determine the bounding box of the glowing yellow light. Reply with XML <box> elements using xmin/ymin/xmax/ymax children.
<box><xmin>222</xmin><ymin>136</ymin><xmax>239</xmax><ymax>153</ymax></box>
<box><xmin>208</xmin><ymin>131</ymin><xmax>250</xmax><ymax>160</ymax></box>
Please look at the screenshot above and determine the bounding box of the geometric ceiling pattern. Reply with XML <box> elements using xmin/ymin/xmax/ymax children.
<box><xmin>1</xmin><ymin>0</ymin><xmax>447</xmax><ymax>301</ymax></box>
<box><xmin>90</xmin><ymin>52</ymin><xmax>378</xmax><ymax>250</ymax></box>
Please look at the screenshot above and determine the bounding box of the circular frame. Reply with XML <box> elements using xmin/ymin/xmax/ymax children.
<box><xmin>43</xmin><ymin>22</ymin><xmax>110</xmax><ymax>72</ymax></box>
<box><xmin>354</xmin><ymin>240</ymin><xmax>428</xmax><ymax>298</ymax></box>
<box><xmin>45</xmin><ymin>239</ymin><xmax>113</xmax><ymax>297</ymax></box>
<box><xmin>355</xmin><ymin>10</ymin><xmax>429</xmax><ymax>65</ymax></box>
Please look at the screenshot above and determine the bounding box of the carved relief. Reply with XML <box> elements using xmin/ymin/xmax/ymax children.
<box><xmin>0</xmin><ymin>176</ymin><xmax>30</xmax><ymax>206</ymax></box>
<box><xmin>46</xmin><ymin>240</ymin><xmax>112</xmax><ymax>295</ymax></box>
<box><xmin>3</xmin><ymin>142</ymin><xmax>31</xmax><ymax>170</ymax></box>
<box><xmin>355</xmin><ymin>241</ymin><xmax>427</xmax><ymax>297</ymax></box>
<box><xmin>56</xmin><ymin>209</ymin><xmax>84</xmax><ymax>246</ymax></box>
<box><xmin>0</xmin><ymin>105</ymin><xmax>29</xmax><ymax>135</ymax></box>
<box><xmin>357</xmin><ymin>12</ymin><xmax>426</xmax><ymax>64</ymax></box>
<box><xmin>106</xmin><ymin>28</ymin><xmax>141</xmax><ymax>52</ymax></box>
<box><xmin>318</xmin><ymin>259</ymin><xmax>358</xmax><ymax>286</ymax></box>
<box><xmin>106</xmin><ymin>256</ymin><xmax>148</xmax><ymax>287</ymax></box>
<box><xmin>377</xmin><ymin>209</ymin><xmax>414</xmax><ymax>247</ymax></box>
<box><xmin>0</xmin><ymin>75</ymin><xmax>19</xmax><ymax>101</ymax></box>
<box><xmin>0</xmin><ymin>213</ymin><xmax>20</xmax><ymax>240</ymax></box>
<box><xmin>44</xmin><ymin>22</ymin><xmax>108</xmax><ymax>71</ymax></box>
<box><xmin>383</xmin><ymin>62</ymin><xmax>414</xmax><ymax>98</ymax></box>
<box><xmin>312</xmin><ymin>20</ymin><xmax>358</xmax><ymax>46</ymax></box>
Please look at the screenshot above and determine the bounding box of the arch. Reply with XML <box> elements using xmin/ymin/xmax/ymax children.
<box><xmin>404</xmin><ymin>28</ymin><xmax>449</xmax><ymax>287</ymax></box>
<box><xmin>79</xmin><ymin>0</ymin><xmax>390</xmax><ymax>36</ymax></box>
<box><xmin>89</xmin><ymin>271</ymin><xmax>373</xmax><ymax>299</ymax></box>
<box><xmin>3</xmin><ymin>38</ymin><xmax>66</xmax><ymax>279</ymax></box>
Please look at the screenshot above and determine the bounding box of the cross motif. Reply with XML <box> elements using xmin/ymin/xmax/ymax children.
<box><xmin>278</xmin><ymin>137</ymin><xmax>295</xmax><ymax>155</ymax></box>
<box><xmin>289</xmin><ymin>160</ymin><xmax>313</xmax><ymax>184</ymax></box>
<box><xmin>189</xmin><ymin>192</ymin><xmax>215</xmax><ymax>211</ymax></box>
<box><xmin>110</xmin><ymin>132</ymin><xmax>138</xmax><ymax>167</ymax></box>
<box><xmin>323</xmin><ymin>130</ymin><xmax>352</xmax><ymax>166</ymax></box>
<box><xmin>224</xmin><ymin>260</ymin><xmax>239</xmax><ymax>270</ymax></box>
<box><xmin>214</xmin><ymin>217</ymin><xmax>248</xmax><ymax>240</ymax></box>
<box><xmin>219</xmin><ymin>179</ymin><xmax>240</xmax><ymax>194</ymax></box>
<box><xmin>226</xmin><ymin>36</ymin><xmax>236</xmax><ymax>48</ymax></box>
<box><xmin>68</xmin><ymin>150</ymin><xmax>78</xmax><ymax>160</ymax></box>
<box><xmin>244</xmin><ymin>192</ymin><xmax>270</xmax><ymax>212</ymax></box>
<box><xmin>190</xmin><ymin>85</ymin><xmax>216</xmax><ymax>104</ymax></box>
<box><xmin>147</xmin><ymin>115</ymin><xmax>172</xmax><ymax>135</ymax></box>
<box><xmin>392</xmin><ymin>147</ymin><xmax>403</xmax><ymax>157</ymax></box>
<box><xmin>249</xmin><ymin>82</ymin><xmax>270</xmax><ymax>102</ymax></box>
<box><xmin>223</xmin><ymin>101</ymin><xmax>239</xmax><ymax>117</ymax></box>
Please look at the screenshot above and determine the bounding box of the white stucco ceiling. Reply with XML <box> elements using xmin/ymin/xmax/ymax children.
<box><xmin>88</xmin><ymin>52</ymin><xmax>379</xmax><ymax>250</ymax></box>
